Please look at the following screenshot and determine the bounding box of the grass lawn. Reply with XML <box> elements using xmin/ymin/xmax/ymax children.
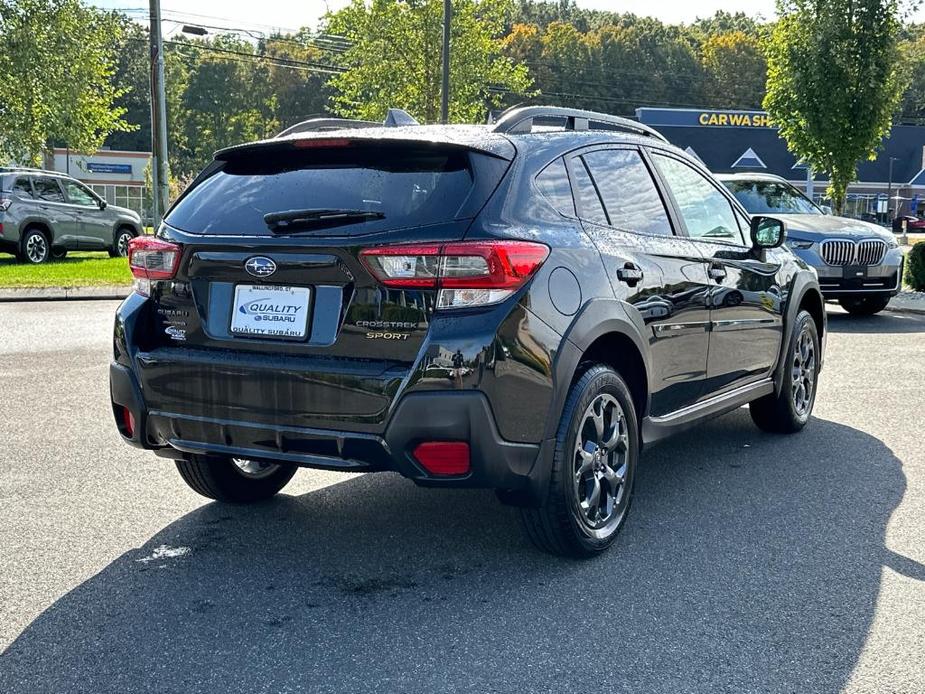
<box><xmin>0</xmin><ymin>252</ymin><xmax>132</xmax><ymax>288</ymax></box>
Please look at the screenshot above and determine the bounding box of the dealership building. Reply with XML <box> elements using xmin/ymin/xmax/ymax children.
<box><xmin>636</xmin><ymin>107</ymin><xmax>925</xmax><ymax>219</ymax></box>
<box><xmin>47</xmin><ymin>147</ymin><xmax>150</xmax><ymax>217</ymax></box>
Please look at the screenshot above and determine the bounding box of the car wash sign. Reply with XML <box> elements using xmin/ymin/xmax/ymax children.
<box><xmin>636</xmin><ymin>108</ymin><xmax>776</xmax><ymax>129</ymax></box>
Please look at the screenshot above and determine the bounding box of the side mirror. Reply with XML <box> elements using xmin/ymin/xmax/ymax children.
<box><xmin>98</xmin><ymin>199</ymin><xmax>107</xmax><ymax>210</ymax></box>
<box><xmin>750</xmin><ymin>215</ymin><xmax>786</xmax><ymax>249</ymax></box>
<box><xmin>820</xmin><ymin>205</ymin><xmax>833</xmax><ymax>215</ymax></box>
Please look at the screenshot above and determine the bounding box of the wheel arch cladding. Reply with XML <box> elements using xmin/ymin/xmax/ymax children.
<box><xmin>22</xmin><ymin>220</ymin><xmax>52</xmax><ymax>242</ymax></box>
<box><xmin>547</xmin><ymin>300</ymin><xmax>652</xmax><ymax>440</ymax></box>
<box><xmin>798</xmin><ymin>287</ymin><xmax>825</xmax><ymax>340</ymax></box>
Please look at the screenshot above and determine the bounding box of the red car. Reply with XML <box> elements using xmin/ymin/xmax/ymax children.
<box><xmin>892</xmin><ymin>215</ymin><xmax>925</xmax><ymax>231</ymax></box>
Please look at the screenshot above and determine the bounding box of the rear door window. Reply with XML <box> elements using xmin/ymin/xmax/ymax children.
<box><xmin>33</xmin><ymin>177</ymin><xmax>66</xmax><ymax>203</ymax></box>
<box><xmin>166</xmin><ymin>144</ymin><xmax>479</xmax><ymax>236</ymax></box>
<box><xmin>582</xmin><ymin>149</ymin><xmax>673</xmax><ymax>236</ymax></box>
<box><xmin>570</xmin><ymin>158</ymin><xmax>608</xmax><ymax>226</ymax></box>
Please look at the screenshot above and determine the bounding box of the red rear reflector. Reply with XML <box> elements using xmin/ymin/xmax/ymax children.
<box><xmin>292</xmin><ymin>138</ymin><xmax>352</xmax><ymax>148</ymax></box>
<box><xmin>121</xmin><ymin>407</ymin><xmax>135</xmax><ymax>437</ymax></box>
<box><xmin>412</xmin><ymin>441</ymin><xmax>470</xmax><ymax>476</ymax></box>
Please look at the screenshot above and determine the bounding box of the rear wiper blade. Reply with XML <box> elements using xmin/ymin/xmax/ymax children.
<box><xmin>264</xmin><ymin>208</ymin><xmax>385</xmax><ymax>232</ymax></box>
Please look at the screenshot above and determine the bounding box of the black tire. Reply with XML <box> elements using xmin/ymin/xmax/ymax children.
<box><xmin>838</xmin><ymin>295</ymin><xmax>891</xmax><ymax>316</ymax></box>
<box><xmin>521</xmin><ymin>364</ymin><xmax>638</xmax><ymax>558</ymax></box>
<box><xmin>749</xmin><ymin>310</ymin><xmax>820</xmax><ymax>434</ymax></box>
<box><xmin>20</xmin><ymin>228</ymin><xmax>50</xmax><ymax>264</ymax></box>
<box><xmin>175</xmin><ymin>455</ymin><xmax>297</xmax><ymax>503</ymax></box>
<box><xmin>109</xmin><ymin>227</ymin><xmax>135</xmax><ymax>258</ymax></box>
<box><xmin>51</xmin><ymin>247</ymin><xmax>68</xmax><ymax>260</ymax></box>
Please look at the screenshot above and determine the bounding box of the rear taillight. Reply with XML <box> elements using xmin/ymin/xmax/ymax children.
<box><xmin>127</xmin><ymin>236</ymin><xmax>182</xmax><ymax>296</ymax></box>
<box><xmin>360</xmin><ymin>240</ymin><xmax>549</xmax><ymax>309</ymax></box>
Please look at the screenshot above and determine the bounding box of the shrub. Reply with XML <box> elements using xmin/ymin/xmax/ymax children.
<box><xmin>907</xmin><ymin>241</ymin><xmax>925</xmax><ymax>292</ymax></box>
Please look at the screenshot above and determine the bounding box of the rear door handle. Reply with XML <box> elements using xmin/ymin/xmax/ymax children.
<box><xmin>617</xmin><ymin>263</ymin><xmax>644</xmax><ymax>285</ymax></box>
<box><xmin>708</xmin><ymin>265</ymin><xmax>727</xmax><ymax>282</ymax></box>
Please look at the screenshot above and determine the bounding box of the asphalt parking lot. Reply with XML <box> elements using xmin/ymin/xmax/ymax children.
<box><xmin>1</xmin><ymin>300</ymin><xmax>924</xmax><ymax>693</ymax></box>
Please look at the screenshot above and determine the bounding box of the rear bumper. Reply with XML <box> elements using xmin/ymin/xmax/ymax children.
<box><xmin>110</xmin><ymin>361</ymin><xmax>544</xmax><ymax>492</ymax></box>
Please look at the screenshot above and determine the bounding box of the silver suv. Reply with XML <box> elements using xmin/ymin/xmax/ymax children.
<box><xmin>0</xmin><ymin>167</ymin><xmax>143</xmax><ymax>264</ymax></box>
<box><xmin>718</xmin><ymin>173</ymin><xmax>903</xmax><ymax>316</ymax></box>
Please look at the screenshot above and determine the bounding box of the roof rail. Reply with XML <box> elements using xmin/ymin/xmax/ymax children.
<box><xmin>276</xmin><ymin>108</ymin><xmax>421</xmax><ymax>138</ymax></box>
<box><xmin>490</xmin><ymin>105</ymin><xmax>668</xmax><ymax>142</ymax></box>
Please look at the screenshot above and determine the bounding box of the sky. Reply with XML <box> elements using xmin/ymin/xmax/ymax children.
<box><xmin>90</xmin><ymin>0</ymin><xmax>925</xmax><ymax>37</ymax></box>
<box><xmin>90</xmin><ymin>0</ymin><xmax>781</xmax><ymax>36</ymax></box>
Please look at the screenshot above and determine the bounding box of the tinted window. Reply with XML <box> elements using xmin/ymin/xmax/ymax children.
<box><xmin>582</xmin><ymin>149</ymin><xmax>672</xmax><ymax>236</ymax></box>
<box><xmin>570</xmin><ymin>159</ymin><xmax>608</xmax><ymax>225</ymax></box>
<box><xmin>723</xmin><ymin>179</ymin><xmax>820</xmax><ymax>215</ymax></box>
<box><xmin>33</xmin><ymin>177</ymin><xmax>65</xmax><ymax>203</ymax></box>
<box><xmin>535</xmin><ymin>158</ymin><xmax>574</xmax><ymax>216</ymax></box>
<box><xmin>62</xmin><ymin>180</ymin><xmax>97</xmax><ymax>206</ymax></box>
<box><xmin>166</xmin><ymin>145</ymin><xmax>476</xmax><ymax>235</ymax></box>
<box><xmin>652</xmin><ymin>154</ymin><xmax>743</xmax><ymax>244</ymax></box>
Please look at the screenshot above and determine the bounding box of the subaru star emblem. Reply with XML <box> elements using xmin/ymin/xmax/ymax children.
<box><xmin>244</xmin><ymin>256</ymin><xmax>277</xmax><ymax>278</ymax></box>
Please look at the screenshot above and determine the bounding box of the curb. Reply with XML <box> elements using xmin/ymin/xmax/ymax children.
<box><xmin>0</xmin><ymin>286</ymin><xmax>131</xmax><ymax>302</ymax></box>
<box><xmin>886</xmin><ymin>303</ymin><xmax>925</xmax><ymax>316</ymax></box>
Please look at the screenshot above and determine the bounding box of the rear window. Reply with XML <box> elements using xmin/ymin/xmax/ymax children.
<box><xmin>166</xmin><ymin>145</ymin><xmax>477</xmax><ymax>235</ymax></box>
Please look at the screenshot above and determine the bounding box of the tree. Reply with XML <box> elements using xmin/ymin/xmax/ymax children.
<box><xmin>700</xmin><ymin>31</ymin><xmax>766</xmax><ymax>109</ymax></box>
<box><xmin>0</xmin><ymin>0</ymin><xmax>134</xmax><ymax>165</ymax></box>
<box><xmin>324</xmin><ymin>0</ymin><xmax>533</xmax><ymax>124</ymax></box>
<box><xmin>173</xmin><ymin>36</ymin><xmax>279</xmax><ymax>177</ymax></box>
<box><xmin>765</xmin><ymin>0</ymin><xmax>906</xmax><ymax>213</ymax></box>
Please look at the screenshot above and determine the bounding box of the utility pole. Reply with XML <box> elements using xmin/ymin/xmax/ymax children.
<box><xmin>149</xmin><ymin>0</ymin><xmax>170</xmax><ymax>227</ymax></box>
<box><xmin>440</xmin><ymin>0</ymin><xmax>451</xmax><ymax>124</ymax></box>
<box><xmin>886</xmin><ymin>156</ymin><xmax>899</xmax><ymax>224</ymax></box>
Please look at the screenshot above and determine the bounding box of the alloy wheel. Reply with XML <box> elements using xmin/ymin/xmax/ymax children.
<box><xmin>573</xmin><ymin>393</ymin><xmax>631</xmax><ymax>531</ymax></box>
<box><xmin>117</xmin><ymin>232</ymin><xmax>132</xmax><ymax>257</ymax></box>
<box><xmin>791</xmin><ymin>325</ymin><xmax>816</xmax><ymax>417</ymax></box>
<box><xmin>231</xmin><ymin>458</ymin><xmax>280</xmax><ymax>480</ymax></box>
<box><xmin>25</xmin><ymin>234</ymin><xmax>48</xmax><ymax>263</ymax></box>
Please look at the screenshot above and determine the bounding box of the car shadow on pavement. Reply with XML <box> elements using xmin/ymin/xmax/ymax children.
<box><xmin>826</xmin><ymin>308</ymin><xmax>925</xmax><ymax>334</ymax></box>
<box><xmin>1</xmin><ymin>411</ymin><xmax>921</xmax><ymax>694</ymax></box>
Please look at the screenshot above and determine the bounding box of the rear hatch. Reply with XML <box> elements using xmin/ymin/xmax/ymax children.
<box><xmin>131</xmin><ymin>136</ymin><xmax>511</xmax><ymax>435</ymax></box>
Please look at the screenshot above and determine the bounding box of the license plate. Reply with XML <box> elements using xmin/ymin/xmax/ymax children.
<box><xmin>230</xmin><ymin>285</ymin><xmax>310</xmax><ymax>338</ymax></box>
<box><xmin>843</xmin><ymin>265</ymin><xmax>868</xmax><ymax>279</ymax></box>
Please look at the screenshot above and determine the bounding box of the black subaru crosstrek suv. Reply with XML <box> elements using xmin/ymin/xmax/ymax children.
<box><xmin>111</xmin><ymin>106</ymin><xmax>825</xmax><ymax>557</ymax></box>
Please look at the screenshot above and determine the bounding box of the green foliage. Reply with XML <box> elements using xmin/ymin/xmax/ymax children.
<box><xmin>700</xmin><ymin>31</ymin><xmax>766</xmax><ymax>109</ymax></box>
<box><xmin>0</xmin><ymin>0</ymin><xmax>135</xmax><ymax>165</ymax></box>
<box><xmin>906</xmin><ymin>241</ymin><xmax>925</xmax><ymax>291</ymax></box>
<box><xmin>764</xmin><ymin>0</ymin><xmax>906</xmax><ymax>214</ymax></box>
<box><xmin>324</xmin><ymin>0</ymin><xmax>533</xmax><ymax>123</ymax></box>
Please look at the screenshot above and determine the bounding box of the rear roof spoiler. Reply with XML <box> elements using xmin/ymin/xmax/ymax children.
<box><xmin>276</xmin><ymin>108</ymin><xmax>420</xmax><ymax>137</ymax></box>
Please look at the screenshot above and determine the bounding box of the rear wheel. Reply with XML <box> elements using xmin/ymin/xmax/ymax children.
<box><xmin>20</xmin><ymin>228</ymin><xmax>50</xmax><ymax>264</ymax></box>
<box><xmin>749</xmin><ymin>310</ymin><xmax>819</xmax><ymax>434</ymax></box>
<box><xmin>521</xmin><ymin>364</ymin><xmax>638</xmax><ymax>557</ymax></box>
<box><xmin>175</xmin><ymin>455</ymin><xmax>297</xmax><ymax>502</ymax></box>
<box><xmin>838</xmin><ymin>295</ymin><xmax>891</xmax><ymax>316</ymax></box>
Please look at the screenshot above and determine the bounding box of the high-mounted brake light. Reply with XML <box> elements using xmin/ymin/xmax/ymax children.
<box><xmin>127</xmin><ymin>236</ymin><xmax>182</xmax><ymax>296</ymax></box>
<box><xmin>292</xmin><ymin>138</ymin><xmax>352</xmax><ymax>149</ymax></box>
<box><xmin>360</xmin><ymin>240</ymin><xmax>549</xmax><ymax>309</ymax></box>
